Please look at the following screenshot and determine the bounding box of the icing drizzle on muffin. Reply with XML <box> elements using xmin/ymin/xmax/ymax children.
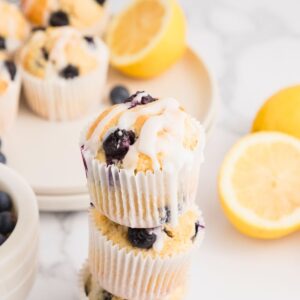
<box><xmin>84</xmin><ymin>92</ymin><xmax>204</xmax><ymax>173</ymax></box>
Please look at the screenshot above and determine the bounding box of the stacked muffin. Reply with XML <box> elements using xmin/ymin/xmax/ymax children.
<box><xmin>80</xmin><ymin>91</ymin><xmax>206</xmax><ymax>300</ymax></box>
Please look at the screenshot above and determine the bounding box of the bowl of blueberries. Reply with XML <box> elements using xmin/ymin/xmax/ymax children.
<box><xmin>0</xmin><ymin>160</ymin><xmax>39</xmax><ymax>300</ymax></box>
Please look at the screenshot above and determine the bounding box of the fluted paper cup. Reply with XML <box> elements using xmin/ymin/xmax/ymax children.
<box><xmin>81</xmin><ymin>126</ymin><xmax>205</xmax><ymax>228</ymax></box>
<box><xmin>21</xmin><ymin>45</ymin><xmax>109</xmax><ymax>121</ymax></box>
<box><xmin>0</xmin><ymin>72</ymin><xmax>21</xmax><ymax>135</ymax></box>
<box><xmin>88</xmin><ymin>215</ymin><xmax>201</xmax><ymax>300</ymax></box>
<box><xmin>79</xmin><ymin>260</ymin><xmax>187</xmax><ymax>300</ymax></box>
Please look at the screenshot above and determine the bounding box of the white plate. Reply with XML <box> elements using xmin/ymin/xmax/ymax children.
<box><xmin>3</xmin><ymin>46</ymin><xmax>218</xmax><ymax>211</ymax></box>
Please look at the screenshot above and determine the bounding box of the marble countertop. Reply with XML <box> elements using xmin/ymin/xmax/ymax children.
<box><xmin>28</xmin><ymin>0</ymin><xmax>300</xmax><ymax>299</ymax></box>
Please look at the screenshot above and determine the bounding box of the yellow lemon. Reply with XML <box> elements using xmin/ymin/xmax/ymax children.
<box><xmin>253</xmin><ymin>85</ymin><xmax>300</xmax><ymax>139</ymax></box>
<box><xmin>106</xmin><ymin>0</ymin><xmax>186</xmax><ymax>78</ymax></box>
<box><xmin>219</xmin><ymin>132</ymin><xmax>300</xmax><ymax>239</ymax></box>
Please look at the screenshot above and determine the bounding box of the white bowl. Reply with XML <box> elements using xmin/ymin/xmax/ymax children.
<box><xmin>0</xmin><ymin>165</ymin><xmax>39</xmax><ymax>300</ymax></box>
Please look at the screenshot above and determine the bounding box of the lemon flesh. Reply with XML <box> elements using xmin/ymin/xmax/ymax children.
<box><xmin>107</xmin><ymin>0</ymin><xmax>186</xmax><ymax>78</ymax></box>
<box><xmin>219</xmin><ymin>132</ymin><xmax>300</xmax><ymax>239</ymax></box>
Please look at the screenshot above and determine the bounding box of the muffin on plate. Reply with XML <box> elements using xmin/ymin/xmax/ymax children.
<box><xmin>0</xmin><ymin>0</ymin><xmax>30</xmax><ymax>55</ymax></box>
<box><xmin>20</xmin><ymin>26</ymin><xmax>109</xmax><ymax>121</ymax></box>
<box><xmin>89</xmin><ymin>207</ymin><xmax>204</xmax><ymax>300</ymax></box>
<box><xmin>0</xmin><ymin>53</ymin><xmax>21</xmax><ymax>135</ymax></box>
<box><xmin>21</xmin><ymin>0</ymin><xmax>108</xmax><ymax>36</ymax></box>
<box><xmin>81</xmin><ymin>92</ymin><xmax>205</xmax><ymax>228</ymax></box>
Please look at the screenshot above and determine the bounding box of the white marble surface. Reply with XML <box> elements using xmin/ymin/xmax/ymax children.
<box><xmin>28</xmin><ymin>0</ymin><xmax>300</xmax><ymax>299</ymax></box>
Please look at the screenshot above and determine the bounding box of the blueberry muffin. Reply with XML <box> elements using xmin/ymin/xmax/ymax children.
<box><xmin>20</xmin><ymin>27</ymin><xmax>109</xmax><ymax>121</ymax></box>
<box><xmin>0</xmin><ymin>53</ymin><xmax>21</xmax><ymax>134</ymax></box>
<box><xmin>84</xmin><ymin>268</ymin><xmax>186</xmax><ymax>300</ymax></box>
<box><xmin>21</xmin><ymin>0</ymin><xmax>108</xmax><ymax>36</ymax></box>
<box><xmin>81</xmin><ymin>92</ymin><xmax>205</xmax><ymax>228</ymax></box>
<box><xmin>0</xmin><ymin>0</ymin><xmax>30</xmax><ymax>55</ymax></box>
<box><xmin>89</xmin><ymin>207</ymin><xmax>204</xmax><ymax>300</ymax></box>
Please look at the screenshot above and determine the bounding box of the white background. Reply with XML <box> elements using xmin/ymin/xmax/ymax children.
<box><xmin>28</xmin><ymin>0</ymin><xmax>300</xmax><ymax>299</ymax></box>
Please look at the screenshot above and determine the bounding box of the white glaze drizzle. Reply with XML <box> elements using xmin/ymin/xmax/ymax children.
<box><xmin>46</xmin><ymin>27</ymin><xmax>83</xmax><ymax>75</ymax></box>
<box><xmin>85</xmin><ymin>95</ymin><xmax>201</xmax><ymax>174</ymax></box>
<box><xmin>86</xmin><ymin>104</ymin><xmax>130</xmax><ymax>155</ymax></box>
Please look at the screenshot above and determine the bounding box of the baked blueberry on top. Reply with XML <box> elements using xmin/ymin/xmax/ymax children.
<box><xmin>0</xmin><ymin>191</ymin><xmax>16</xmax><ymax>246</ymax></box>
<box><xmin>125</xmin><ymin>91</ymin><xmax>158</xmax><ymax>108</ymax></box>
<box><xmin>49</xmin><ymin>10</ymin><xmax>69</xmax><ymax>27</ymax></box>
<box><xmin>0</xmin><ymin>36</ymin><xmax>6</xmax><ymax>50</ymax></box>
<box><xmin>128</xmin><ymin>228</ymin><xmax>157</xmax><ymax>249</ymax></box>
<box><xmin>0</xmin><ymin>54</ymin><xmax>18</xmax><ymax>97</ymax></box>
<box><xmin>103</xmin><ymin>129</ymin><xmax>136</xmax><ymax>165</ymax></box>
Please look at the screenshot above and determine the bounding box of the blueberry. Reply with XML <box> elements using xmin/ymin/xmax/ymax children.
<box><xmin>125</xmin><ymin>91</ymin><xmax>157</xmax><ymax>108</ymax></box>
<box><xmin>84</xmin><ymin>36</ymin><xmax>95</xmax><ymax>45</ymax></box>
<box><xmin>191</xmin><ymin>221</ymin><xmax>205</xmax><ymax>241</ymax></box>
<box><xmin>0</xmin><ymin>192</ymin><xmax>12</xmax><ymax>212</ymax></box>
<box><xmin>95</xmin><ymin>0</ymin><xmax>106</xmax><ymax>5</ymax></box>
<box><xmin>32</xmin><ymin>26</ymin><xmax>46</xmax><ymax>32</ymax></box>
<box><xmin>0</xmin><ymin>212</ymin><xmax>16</xmax><ymax>235</ymax></box>
<box><xmin>0</xmin><ymin>152</ymin><xmax>6</xmax><ymax>164</ymax></box>
<box><xmin>160</xmin><ymin>206</ymin><xmax>171</xmax><ymax>224</ymax></box>
<box><xmin>0</xmin><ymin>233</ymin><xmax>6</xmax><ymax>246</ymax></box>
<box><xmin>59</xmin><ymin>64</ymin><xmax>79</xmax><ymax>79</ymax></box>
<box><xmin>4</xmin><ymin>60</ymin><xmax>17</xmax><ymax>81</ymax></box>
<box><xmin>0</xmin><ymin>36</ymin><xmax>6</xmax><ymax>50</ymax></box>
<box><xmin>49</xmin><ymin>10</ymin><xmax>69</xmax><ymax>27</ymax></box>
<box><xmin>41</xmin><ymin>47</ymin><xmax>49</xmax><ymax>61</ymax></box>
<box><xmin>102</xmin><ymin>290</ymin><xmax>113</xmax><ymax>300</ymax></box>
<box><xmin>103</xmin><ymin>129</ymin><xmax>136</xmax><ymax>165</ymax></box>
<box><xmin>110</xmin><ymin>85</ymin><xmax>130</xmax><ymax>105</ymax></box>
<box><xmin>128</xmin><ymin>228</ymin><xmax>157</xmax><ymax>249</ymax></box>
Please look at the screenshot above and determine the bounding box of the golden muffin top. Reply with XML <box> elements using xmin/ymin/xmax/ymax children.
<box><xmin>82</xmin><ymin>92</ymin><xmax>205</xmax><ymax>173</ymax></box>
<box><xmin>91</xmin><ymin>207</ymin><xmax>204</xmax><ymax>258</ymax></box>
<box><xmin>21</xmin><ymin>0</ymin><xmax>106</xmax><ymax>29</ymax></box>
<box><xmin>20</xmin><ymin>26</ymin><xmax>108</xmax><ymax>79</ymax></box>
<box><xmin>0</xmin><ymin>53</ymin><xmax>18</xmax><ymax>96</ymax></box>
<box><xmin>0</xmin><ymin>0</ymin><xmax>29</xmax><ymax>53</ymax></box>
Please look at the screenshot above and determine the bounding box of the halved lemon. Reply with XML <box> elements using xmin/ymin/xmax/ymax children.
<box><xmin>106</xmin><ymin>0</ymin><xmax>186</xmax><ymax>78</ymax></box>
<box><xmin>219</xmin><ymin>132</ymin><xmax>300</xmax><ymax>239</ymax></box>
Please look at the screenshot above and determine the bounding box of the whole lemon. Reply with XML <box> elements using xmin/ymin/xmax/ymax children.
<box><xmin>252</xmin><ymin>85</ymin><xmax>300</xmax><ymax>139</ymax></box>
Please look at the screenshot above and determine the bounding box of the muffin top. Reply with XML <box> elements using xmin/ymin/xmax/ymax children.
<box><xmin>91</xmin><ymin>207</ymin><xmax>204</xmax><ymax>258</ymax></box>
<box><xmin>0</xmin><ymin>53</ymin><xmax>18</xmax><ymax>96</ymax></box>
<box><xmin>21</xmin><ymin>0</ymin><xmax>106</xmax><ymax>30</ymax></box>
<box><xmin>83</xmin><ymin>92</ymin><xmax>205</xmax><ymax>173</ymax></box>
<box><xmin>0</xmin><ymin>0</ymin><xmax>29</xmax><ymax>53</ymax></box>
<box><xmin>20</xmin><ymin>27</ymin><xmax>107</xmax><ymax>79</ymax></box>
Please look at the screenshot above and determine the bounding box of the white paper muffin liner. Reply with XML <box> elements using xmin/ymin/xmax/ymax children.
<box><xmin>79</xmin><ymin>260</ymin><xmax>187</xmax><ymax>300</ymax></box>
<box><xmin>0</xmin><ymin>72</ymin><xmax>21</xmax><ymax>135</ymax></box>
<box><xmin>88</xmin><ymin>214</ymin><xmax>201</xmax><ymax>300</ymax></box>
<box><xmin>21</xmin><ymin>44</ymin><xmax>109</xmax><ymax>121</ymax></box>
<box><xmin>82</xmin><ymin>126</ymin><xmax>205</xmax><ymax>228</ymax></box>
